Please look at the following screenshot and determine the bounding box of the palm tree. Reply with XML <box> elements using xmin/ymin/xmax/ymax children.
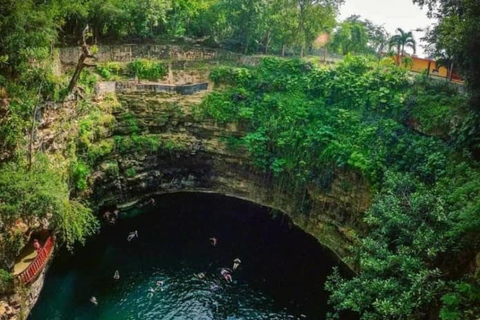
<box><xmin>389</xmin><ymin>28</ymin><xmax>416</xmax><ymax>65</ymax></box>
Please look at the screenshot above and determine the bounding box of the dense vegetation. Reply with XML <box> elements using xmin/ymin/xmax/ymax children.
<box><xmin>198</xmin><ymin>56</ymin><xmax>480</xmax><ymax>319</ymax></box>
<box><xmin>0</xmin><ymin>0</ymin><xmax>479</xmax><ymax>319</ymax></box>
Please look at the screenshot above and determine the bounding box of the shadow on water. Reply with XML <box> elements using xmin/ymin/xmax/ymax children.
<box><xmin>29</xmin><ymin>192</ymin><xmax>356</xmax><ymax>320</ymax></box>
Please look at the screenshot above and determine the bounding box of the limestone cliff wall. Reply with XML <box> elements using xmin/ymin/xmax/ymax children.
<box><xmin>1</xmin><ymin>53</ymin><xmax>369</xmax><ymax>320</ymax></box>
<box><xmin>89</xmin><ymin>85</ymin><xmax>369</xmax><ymax>266</ymax></box>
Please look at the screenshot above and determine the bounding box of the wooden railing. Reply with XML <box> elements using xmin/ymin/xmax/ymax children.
<box><xmin>16</xmin><ymin>236</ymin><xmax>55</xmax><ymax>285</ymax></box>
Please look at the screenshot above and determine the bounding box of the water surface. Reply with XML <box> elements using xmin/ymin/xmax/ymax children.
<box><xmin>30</xmin><ymin>193</ymin><xmax>352</xmax><ymax>320</ymax></box>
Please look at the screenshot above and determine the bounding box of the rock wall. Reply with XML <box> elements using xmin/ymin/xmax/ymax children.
<box><xmin>1</xmin><ymin>56</ymin><xmax>369</xmax><ymax>320</ymax></box>
<box><xmin>89</xmin><ymin>83</ymin><xmax>369</xmax><ymax>267</ymax></box>
<box><xmin>0</xmin><ymin>263</ymin><xmax>51</xmax><ymax>320</ymax></box>
<box><xmin>59</xmin><ymin>44</ymin><xmax>262</xmax><ymax>66</ymax></box>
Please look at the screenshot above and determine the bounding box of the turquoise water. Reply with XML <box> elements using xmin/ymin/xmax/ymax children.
<box><xmin>29</xmin><ymin>193</ymin><xmax>353</xmax><ymax>320</ymax></box>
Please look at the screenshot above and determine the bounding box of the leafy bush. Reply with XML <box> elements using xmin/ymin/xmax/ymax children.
<box><xmin>127</xmin><ymin>59</ymin><xmax>167</xmax><ymax>81</ymax></box>
<box><xmin>0</xmin><ymin>269</ymin><xmax>13</xmax><ymax>294</ymax></box>
<box><xmin>199</xmin><ymin>56</ymin><xmax>480</xmax><ymax>319</ymax></box>
<box><xmin>125</xmin><ymin>167</ymin><xmax>136</xmax><ymax>177</ymax></box>
<box><xmin>96</xmin><ymin>62</ymin><xmax>123</xmax><ymax>80</ymax></box>
<box><xmin>0</xmin><ymin>155</ymin><xmax>98</xmax><ymax>250</ymax></box>
<box><xmin>71</xmin><ymin>161</ymin><xmax>90</xmax><ymax>191</ymax></box>
<box><xmin>114</xmin><ymin>134</ymin><xmax>161</xmax><ymax>154</ymax></box>
<box><xmin>86</xmin><ymin>139</ymin><xmax>114</xmax><ymax>164</ymax></box>
<box><xmin>104</xmin><ymin>161</ymin><xmax>119</xmax><ymax>177</ymax></box>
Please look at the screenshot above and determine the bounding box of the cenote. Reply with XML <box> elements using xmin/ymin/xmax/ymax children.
<box><xmin>29</xmin><ymin>193</ymin><xmax>354</xmax><ymax>320</ymax></box>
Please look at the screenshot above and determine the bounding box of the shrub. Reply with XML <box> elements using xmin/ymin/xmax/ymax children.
<box><xmin>71</xmin><ymin>161</ymin><xmax>90</xmax><ymax>191</ymax></box>
<box><xmin>86</xmin><ymin>139</ymin><xmax>114</xmax><ymax>164</ymax></box>
<box><xmin>104</xmin><ymin>161</ymin><xmax>119</xmax><ymax>177</ymax></box>
<box><xmin>125</xmin><ymin>167</ymin><xmax>136</xmax><ymax>177</ymax></box>
<box><xmin>0</xmin><ymin>269</ymin><xmax>13</xmax><ymax>294</ymax></box>
<box><xmin>96</xmin><ymin>62</ymin><xmax>123</xmax><ymax>80</ymax></box>
<box><xmin>127</xmin><ymin>59</ymin><xmax>167</xmax><ymax>81</ymax></box>
<box><xmin>0</xmin><ymin>156</ymin><xmax>98</xmax><ymax>250</ymax></box>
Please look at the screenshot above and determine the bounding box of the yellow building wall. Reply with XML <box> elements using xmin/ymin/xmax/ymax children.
<box><xmin>410</xmin><ymin>57</ymin><xmax>448</xmax><ymax>78</ymax></box>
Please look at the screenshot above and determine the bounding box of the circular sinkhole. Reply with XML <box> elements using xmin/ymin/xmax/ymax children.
<box><xmin>29</xmin><ymin>192</ymin><xmax>355</xmax><ymax>320</ymax></box>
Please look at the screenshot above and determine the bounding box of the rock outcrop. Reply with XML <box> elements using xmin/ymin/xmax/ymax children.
<box><xmin>89</xmin><ymin>77</ymin><xmax>369</xmax><ymax>265</ymax></box>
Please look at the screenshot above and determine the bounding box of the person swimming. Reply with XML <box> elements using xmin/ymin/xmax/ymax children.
<box><xmin>90</xmin><ymin>296</ymin><xmax>98</xmax><ymax>306</ymax></box>
<box><xmin>209</xmin><ymin>237</ymin><xmax>217</xmax><ymax>246</ymax></box>
<box><xmin>220</xmin><ymin>268</ymin><xmax>233</xmax><ymax>283</ymax></box>
<box><xmin>147</xmin><ymin>287</ymin><xmax>155</xmax><ymax>298</ymax></box>
<box><xmin>233</xmin><ymin>258</ymin><xmax>241</xmax><ymax>271</ymax></box>
<box><xmin>156</xmin><ymin>280</ymin><xmax>164</xmax><ymax>291</ymax></box>
<box><xmin>127</xmin><ymin>230</ymin><xmax>138</xmax><ymax>241</ymax></box>
<box><xmin>113</xmin><ymin>270</ymin><xmax>120</xmax><ymax>280</ymax></box>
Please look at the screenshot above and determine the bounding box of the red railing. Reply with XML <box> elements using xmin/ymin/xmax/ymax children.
<box><xmin>16</xmin><ymin>236</ymin><xmax>55</xmax><ymax>285</ymax></box>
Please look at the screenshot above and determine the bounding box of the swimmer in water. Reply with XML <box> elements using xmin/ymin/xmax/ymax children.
<box><xmin>156</xmin><ymin>280</ymin><xmax>164</xmax><ymax>291</ymax></box>
<box><xmin>90</xmin><ymin>296</ymin><xmax>98</xmax><ymax>306</ymax></box>
<box><xmin>209</xmin><ymin>237</ymin><xmax>217</xmax><ymax>246</ymax></box>
<box><xmin>233</xmin><ymin>258</ymin><xmax>241</xmax><ymax>271</ymax></box>
<box><xmin>147</xmin><ymin>287</ymin><xmax>155</xmax><ymax>298</ymax></box>
<box><xmin>127</xmin><ymin>230</ymin><xmax>138</xmax><ymax>241</ymax></box>
<box><xmin>220</xmin><ymin>268</ymin><xmax>233</xmax><ymax>283</ymax></box>
<box><xmin>113</xmin><ymin>270</ymin><xmax>120</xmax><ymax>280</ymax></box>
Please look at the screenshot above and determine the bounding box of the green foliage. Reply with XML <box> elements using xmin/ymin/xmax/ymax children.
<box><xmin>96</xmin><ymin>62</ymin><xmax>123</xmax><ymax>80</ymax></box>
<box><xmin>77</xmin><ymin>69</ymin><xmax>98</xmax><ymax>94</ymax></box>
<box><xmin>0</xmin><ymin>269</ymin><xmax>14</xmax><ymax>294</ymax></box>
<box><xmin>127</xmin><ymin>59</ymin><xmax>167</xmax><ymax>81</ymax></box>
<box><xmin>408</xmin><ymin>77</ymin><xmax>465</xmax><ymax>136</ymax></box>
<box><xmin>77</xmin><ymin>109</ymin><xmax>115</xmax><ymax>161</ymax></box>
<box><xmin>71</xmin><ymin>161</ymin><xmax>90</xmax><ymax>191</ymax></box>
<box><xmin>327</xmin><ymin>172</ymin><xmax>451</xmax><ymax>319</ymax></box>
<box><xmin>440</xmin><ymin>281</ymin><xmax>480</xmax><ymax>320</ymax></box>
<box><xmin>86</xmin><ymin>140</ymin><xmax>114</xmax><ymax>164</ymax></box>
<box><xmin>389</xmin><ymin>28</ymin><xmax>417</xmax><ymax>64</ymax></box>
<box><xmin>416</xmin><ymin>0</ymin><xmax>480</xmax><ymax>114</ymax></box>
<box><xmin>199</xmin><ymin>56</ymin><xmax>480</xmax><ymax>319</ymax></box>
<box><xmin>104</xmin><ymin>161</ymin><xmax>119</xmax><ymax>177</ymax></box>
<box><xmin>114</xmin><ymin>134</ymin><xmax>161</xmax><ymax>154</ymax></box>
<box><xmin>121</xmin><ymin>112</ymin><xmax>141</xmax><ymax>134</ymax></box>
<box><xmin>329</xmin><ymin>19</ymin><xmax>370</xmax><ymax>55</ymax></box>
<box><xmin>0</xmin><ymin>231</ymin><xmax>25</xmax><ymax>270</ymax></box>
<box><xmin>160</xmin><ymin>139</ymin><xmax>188</xmax><ymax>152</ymax></box>
<box><xmin>0</xmin><ymin>155</ymin><xmax>98</xmax><ymax>252</ymax></box>
<box><xmin>125</xmin><ymin>167</ymin><xmax>136</xmax><ymax>178</ymax></box>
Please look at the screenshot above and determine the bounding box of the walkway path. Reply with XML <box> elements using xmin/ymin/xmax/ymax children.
<box><xmin>13</xmin><ymin>241</ymin><xmax>37</xmax><ymax>276</ymax></box>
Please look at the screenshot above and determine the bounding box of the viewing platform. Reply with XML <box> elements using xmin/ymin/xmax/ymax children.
<box><xmin>14</xmin><ymin>235</ymin><xmax>55</xmax><ymax>285</ymax></box>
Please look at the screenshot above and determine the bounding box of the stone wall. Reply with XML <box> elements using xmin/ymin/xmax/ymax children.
<box><xmin>59</xmin><ymin>44</ymin><xmax>262</xmax><ymax>66</ymax></box>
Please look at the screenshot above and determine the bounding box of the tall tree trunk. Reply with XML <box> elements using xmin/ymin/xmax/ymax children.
<box><xmin>427</xmin><ymin>60</ymin><xmax>431</xmax><ymax>78</ymax></box>
<box><xmin>448</xmin><ymin>61</ymin><xmax>454</xmax><ymax>81</ymax></box>
<box><xmin>282</xmin><ymin>44</ymin><xmax>286</xmax><ymax>57</ymax></box>
<box><xmin>67</xmin><ymin>27</ymin><xmax>95</xmax><ymax>95</ymax></box>
<box><xmin>264</xmin><ymin>30</ymin><xmax>271</xmax><ymax>54</ymax></box>
<box><xmin>396</xmin><ymin>45</ymin><xmax>401</xmax><ymax>66</ymax></box>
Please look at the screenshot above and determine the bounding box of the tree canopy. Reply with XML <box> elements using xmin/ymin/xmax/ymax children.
<box><xmin>0</xmin><ymin>0</ymin><xmax>480</xmax><ymax>318</ymax></box>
